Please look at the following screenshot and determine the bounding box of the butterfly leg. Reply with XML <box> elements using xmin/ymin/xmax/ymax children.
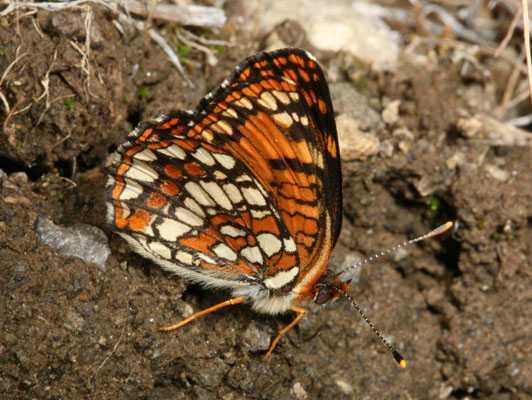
<box><xmin>160</xmin><ymin>296</ymin><xmax>246</xmax><ymax>331</ymax></box>
<box><xmin>263</xmin><ymin>306</ymin><xmax>306</xmax><ymax>361</ymax></box>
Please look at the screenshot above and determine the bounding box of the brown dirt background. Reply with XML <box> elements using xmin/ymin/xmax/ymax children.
<box><xmin>1</xmin><ymin>2</ymin><xmax>531</xmax><ymax>399</ymax></box>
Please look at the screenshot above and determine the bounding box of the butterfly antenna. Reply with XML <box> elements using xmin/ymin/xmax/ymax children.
<box><xmin>333</xmin><ymin>221</ymin><xmax>453</xmax><ymax>368</ymax></box>
<box><xmin>330</xmin><ymin>287</ymin><xmax>407</xmax><ymax>368</ymax></box>
<box><xmin>337</xmin><ymin>221</ymin><xmax>453</xmax><ymax>279</ymax></box>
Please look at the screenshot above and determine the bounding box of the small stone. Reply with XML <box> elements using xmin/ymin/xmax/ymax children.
<box><xmin>242</xmin><ymin>320</ymin><xmax>270</xmax><ymax>352</ymax></box>
<box><xmin>183</xmin><ymin>303</ymin><xmax>194</xmax><ymax>318</ymax></box>
<box><xmin>379</xmin><ymin>139</ymin><xmax>394</xmax><ymax>158</ymax></box>
<box><xmin>195</xmin><ymin>357</ymin><xmax>230</xmax><ymax>388</ymax></box>
<box><xmin>425</xmin><ymin>286</ymin><xmax>445</xmax><ymax>309</ymax></box>
<box><xmin>3</xmin><ymin>196</ymin><xmax>31</xmax><ymax>206</ymax></box>
<box><xmin>37</xmin><ymin>217</ymin><xmax>110</xmax><ymax>271</ymax></box>
<box><xmin>15</xmin><ymin>265</ymin><xmax>25</xmax><ymax>272</ymax></box>
<box><xmin>457</xmin><ymin>117</ymin><xmax>482</xmax><ymax>138</ymax></box>
<box><xmin>293</xmin><ymin>382</ymin><xmax>308</xmax><ymax>399</ymax></box>
<box><xmin>336</xmin><ymin>114</ymin><xmax>380</xmax><ymax>160</ymax></box>
<box><xmin>392</xmin><ymin>127</ymin><xmax>414</xmax><ymax>140</ymax></box>
<box><xmin>484</xmin><ymin>164</ymin><xmax>509</xmax><ymax>182</ymax></box>
<box><xmin>335</xmin><ymin>379</ymin><xmax>353</xmax><ymax>395</ymax></box>
<box><xmin>439</xmin><ymin>382</ymin><xmax>454</xmax><ymax>399</ymax></box>
<box><xmin>64</xmin><ymin>310</ymin><xmax>85</xmax><ymax>333</ymax></box>
<box><xmin>414</xmin><ymin>175</ymin><xmax>437</xmax><ymax>197</ymax></box>
<box><xmin>16</xmin><ymin>350</ymin><xmax>28</xmax><ymax>363</ymax></box>
<box><xmin>382</xmin><ymin>99</ymin><xmax>401</xmax><ymax>125</ymax></box>
<box><xmin>398</xmin><ymin>140</ymin><xmax>410</xmax><ymax>153</ymax></box>
<box><xmin>446</xmin><ymin>151</ymin><xmax>466</xmax><ymax>170</ymax></box>
<box><xmin>10</xmin><ymin>172</ymin><xmax>28</xmax><ymax>186</ymax></box>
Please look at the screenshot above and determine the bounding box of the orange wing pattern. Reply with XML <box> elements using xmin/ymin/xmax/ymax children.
<box><xmin>106</xmin><ymin>48</ymin><xmax>342</xmax><ymax>299</ymax></box>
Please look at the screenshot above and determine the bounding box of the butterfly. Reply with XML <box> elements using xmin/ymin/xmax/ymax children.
<box><xmin>106</xmin><ymin>47</ymin><xmax>451</xmax><ymax>366</ymax></box>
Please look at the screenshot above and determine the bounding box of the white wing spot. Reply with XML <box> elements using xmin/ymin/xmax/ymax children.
<box><xmin>250</xmin><ymin>208</ymin><xmax>271</xmax><ymax>219</ymax></box>
<box><xmin>253</xmin><ymin>178</ymin><xmax>269</xmax><ymax>197</ymax></box>
<box><xmin>112</xmin><ymin>201</ymin><xmax>130</xmax><ymax>219</ymax></box>
<box><xmin>305</xmin><ymin>50</ymin><xmax>318</xmax><ymax>61</ymax></box>
<box><xmin>214</xmin><ymin>170</ymin><xmax>227</xmax><ymax>180</ymax></box>
<box><xmin>119</xmin><ymin>178</ymin><xmax>142</xmax><ymax>200</ymax></box>
<box><xmin>184</xmin><ymin>182</ymin><xmax>215</xmax><ymax>206</ymax></box>
<box><xmin>242</xmin><ymin>187</ymin><xmax>266</xmax><ymax>206</ymax></box>
<box><xmin>183</xmin><ymin>197</ymin><xmax>205</xmax><ymax>217</ymax></box>
<box><xmin>283</xmin><ymin>237</ymin><xmax>297</xmax><ymax>252</ymax></box>
<box><xmin>222</xmin><ymin>108</ymin><xmax>238</xmax><ymax>119</ymax></box>
<box><xmin>223</xmin><ymin>183</ymin><xmax>243</xmax><ymax>204</ymax></box>
<box><xmin>234</xmin><ymin>97</ymin><xmax>253</xmax><ymax>110</ymax></box>
<box><xmin>272</xmin><ymin>112</ymin><xmax>293</xmax><ymax>128</ymax></box>
<box><xmin>193</xmin><ymin>147</ymin><xmax>216</xmax><ymax>166</ymax></box>
<box><xmin>257</xmin><ymin>91</ymin><xmax>278</xmax><ymax>111</ymax></box>
<box><xmin>198</xmin><ymin>252</ymin><xmax>218</xmax><ymax>265</ymax></box>
<box><xmin>236</xmin><ymin>174</ymin><xmax>252</xmax><ymax>183</ymax></box>
<box><xmin>220</xmin><ymin>77</ymin><xmax>231</xmax><ymax>88</ymax></box>
<box><xmin>200</xmin><ymin>129</ymin><xmax>214</xmax><ymax>142</ymax></box>
<box><xmin>316</xmin><ymin>150</ymin><xmax>324</xmax><ymax>169</ymax></box>
<box><xmin>148</xmin><ymin>241</ymin><xmax>171</xmax><ymax>259</ymax></box>
<box><xmin>264</xmin><ymin>267</ymin><xmax>299</xmax><ymax>289</ymax></box>
<box><xmin>158</xmin><ymin>144</ymin><xmax>187</xmax><ymax>160</ymax></box>
<box><xmin>134</xmin><ymin>149</ymin><xmax>157</xmax><ymax>161</ymax></box>
<box><xmin>272</xmin><ymin>90</ymin><xmax>290</xmax><ymax>105</ymax></box>
<box><xmin>212</xmin><ymin>243</ymin><xmax>238</xmax><ymax>262</ymax></box>
<box><xmin>220</xmin><ymin>225</ymin><xmax>246</xmax><ymax>237</ymax></box>
<box><xmin>257</xmin><ymin>233</ymin><xmax>282</xmax><ymax>257</ymax></box>
<box><xmin>175</xmin><ymin>207</ymin><xmax>204</xmax><ymax>226</ymax></box>
<box><xmin>158</xmin><ymin>218</ymin><xmax>191</xmax><ymax>241</ymax></box>
<box><xmin>281</xmin><ymin>76</ymin><xmax>297</xmax><ymax>86</ymax></box>
<box><xmin>200</xmin><ymin>181</ymin><xmax>233</xmax><ymax>210</ymax></box>
<box><xmin>213</xmin><ymin>153</ymin><xmax>236</xmax><ymax>169</ymax></box>
<box><xmin>240</xmin><ymin>246</ymin><xmax>263</xmax><ymax>264</ymax></box>
<box><xmin>211</xmin><ymin>120</ymin><xmax>234</xmax><ymax>135</ymax></box>
<box><xmin>125</xmin><ymin>162</ymin><xmax>158</xmax><ymax>183</ymax></box>
<box><xmin>175</xmin><ymin>250</ymin><xmax>194</xmax><ymax>265</ymax></box>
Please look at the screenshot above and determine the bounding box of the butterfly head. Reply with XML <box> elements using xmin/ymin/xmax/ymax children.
<box><xmin>312</xmin><ymin>270</ymin><xmax>351</xmax><ymax>305</ymax></box>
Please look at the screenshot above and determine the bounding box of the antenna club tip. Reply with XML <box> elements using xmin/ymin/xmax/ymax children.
<box><xmin>393</xmin><ymin>350</ymin><xmax>407</xmax><ymax>368</ymax></box>
<box><xmin>444</xmin><ymin>221</ymin><xmax>453</xmax><ymax>229</ymax></box>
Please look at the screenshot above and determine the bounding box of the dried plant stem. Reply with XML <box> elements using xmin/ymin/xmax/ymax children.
<box><xmin>522</xmin><ymin>0</ymin><xmax>532</xmax><ymax>103</ymax></box>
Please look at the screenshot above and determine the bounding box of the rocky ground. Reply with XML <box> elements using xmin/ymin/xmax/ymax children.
<box><xmin>0</xmin><ymin>1</ymin><xmax>531</xmax><ymax>399</ymax></box>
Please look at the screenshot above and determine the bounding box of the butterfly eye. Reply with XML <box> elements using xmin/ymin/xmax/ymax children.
<box><xmin>314</xmin><ymin>285</ymin><xmax>333</xmax><ymax>305</ymax></box>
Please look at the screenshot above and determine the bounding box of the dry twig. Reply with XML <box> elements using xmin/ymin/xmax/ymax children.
<box><xmin>119</xmin><ymin>0</ymin><xmax>226</xmax><ymax>29</ymax></box>
<box><xmin>496</xmin><ymin>48</ymin><xmax>526</xmax><ymax>117</ymax></box>
<box><xmin>522</xmin><ymin>0</ymin><xmax>532</xmax><ymax>103</ymax></box>
<box><xmin>495</xmin><ymin>7</ymin><xmax>522</xmax><ymax>56</ymax></box>
<box><xmin>147</xmin><ymin>27</ymin><xmax>195</xmax><ymax>88</ymax></box>
<box><xmin>0</xmin><ymin>46</ymin><xmax>30</xmax><ymax>114</ymax></box>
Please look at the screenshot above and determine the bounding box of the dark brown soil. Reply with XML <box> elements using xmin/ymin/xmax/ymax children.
<box><xmin>1</xmin><ymin>3</ymin><xmax>531</xmax><ymax>400</ymax></box>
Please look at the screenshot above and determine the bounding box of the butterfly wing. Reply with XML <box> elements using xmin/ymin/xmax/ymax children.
<box><xmin>192</xmin><ymin>48</ymin><xmax>342</xmax><ymax>293</ymax></box>
<box><xmin>106</xmin><ymin>48</ymin><xmax>341</xmax><ymax>299</ymax></box>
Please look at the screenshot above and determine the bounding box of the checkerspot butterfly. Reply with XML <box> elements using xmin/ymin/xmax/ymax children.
<box><xmin>106</xmin><ymin>47</ymin><xmax>452</xmax><ymax>366</ymax></box>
